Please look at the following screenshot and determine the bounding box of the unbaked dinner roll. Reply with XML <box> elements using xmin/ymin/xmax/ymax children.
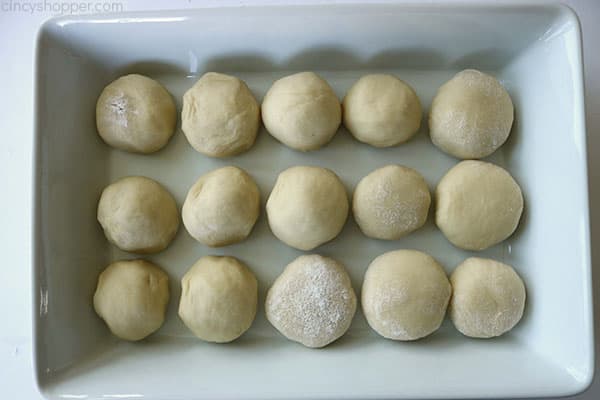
<box><xmin>266</xmin><ymin>254</ymin><xmax>357</xmax><ymax>348</ymax></box>
<box><xmin>94</xmin><ymin>259</ymin><xmax>170</xmax><ymax>341</ymax></box>
<box><xmin>450</xmin><ymin>257</ymin><xmax>526</xmax><ymax>338</ymax></box>
<box><xmin>182</xmin><ymin>166</ymin><xmax>260</xmax><ymax>247</ymax></box>
<box><xmin>266</xmin><ymin>166</ymin><xmax>348</xmax><ymax>250</ymax></box>
<box><xmin>96</xmin><ymin>74</ymin><xmax>176</xmax><ymax>153</ymax></box>
<box><xmin>353</xmin><ymin>165</ymin><xmax>430</xmax><ymax>240</ymax></box>
<box><xmin>429</xmin><ymin>69</ymin><xmax>514</xmax><ymax>159</ymax></box>
<box><xmin>362</xmin><ymin>249</ymin><xmax>451</xmax><ymax>341</ymax></box>
<box><xmin>343</xmin><ymin>74</ymin><xmax>422</xmax><ymax>147</ymax></box>
<box><xmin>178</xmin><ymin>256</ymin><xmax>258</xmax><ymax>343</ymax></box>
<box><xmin>261</xmin><ymin>72</ymin><xmax>341</xmax><ymax>151</ymax></box>
<box><xmin>182</xmin><ymin>72</ymin><xmax>260</xmax><ymax>157</ymax></box>
<box><xmin>435</xmin><ymin>160</ymin><xmax>523</xmax><ymax>251</ymax></box>
<box><xmin>97</xmin><ymin>176</ymin><xmax>179</xmax><ymax>253</ymax></box>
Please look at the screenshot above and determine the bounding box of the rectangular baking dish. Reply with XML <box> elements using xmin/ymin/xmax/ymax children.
<box><xmin>33</xmin><ymin>3</ymin><xmax>593</xmax><ymax>399</ymax></box>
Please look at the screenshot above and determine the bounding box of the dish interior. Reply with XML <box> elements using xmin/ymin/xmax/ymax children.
<box><xmin>34</xmin><ymin>4</ymin><xmax>592</xmax><ymax>399</ymax></box>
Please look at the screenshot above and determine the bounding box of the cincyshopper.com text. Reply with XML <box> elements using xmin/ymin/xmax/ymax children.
<box><xmin>1</xmin><ymin>0</ymin><xmax>124</xmax><ymax>14</ymax></box>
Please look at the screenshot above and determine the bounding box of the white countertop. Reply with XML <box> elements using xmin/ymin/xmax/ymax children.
<box><xmin>1</xmin><ymin>0</ymin><xmax>598</xmax><ymax>398</ymax></box>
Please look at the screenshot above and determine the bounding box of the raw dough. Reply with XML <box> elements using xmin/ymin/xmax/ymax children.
<box><xmin>362</xmin><ymin>249</ymin><xmax>451</xmax><ymax>341</ymax></box>
<box><xmin>429</xmin><ymin>69</ymin><xmax>514</xmax><ymax>159</ymax></box>
<box><xmin>97</xmin><ymin>176</ymin><xmax>179</xmax><ymax>253</ymax></box>
<box><xmin>96</xmin><ymin>74</ymin><xmax>176</xmax><ymax>153</ymax></box>
<box><xmin>178</xmin><ymin>256</ymin><xmax>258</xmax><ymax>343</ymax></box>
<box><xmin>265</xmin><ymin>254</ymin><xmax>357</xmax><ymax>348</ymax></box>
<box><xmin>182</xmin><ymin>166</ymin><xmax>260</xmax><ymax>247</ymax></box>
<box><xmin>435</xmin><ymin>160</ymin><xmax>523</xmax><ymax>250</ymax></box>
<box><xmin>266</xmin><ymin>166</ymin><xmax>349</xmax><ymax>250</ymax></box>
<box><xmin>93</xmin><ymin>259</ymin><xmax>170</xmax><ymax>341</ymax></box>
<box><xmin>261</xmin><ymin>72</ymin><xmax>341</xmax><ymax>151</ymax></box>
<box><xmin>353</xmin><ymin>165</ymin><xmax>431</xmax><ymax>240</ymax></box>
<box><xmin>182</xmin><ymin>72</ymin><xmax>260</xmax><ymax>157</ymax></box>
<box><xmin>343</xmin><ymin>74</ymin><xmax>422</xmax><ymax>147</ymax></box>
<box><xmin>450</xmin><ymin>257</ymin><xmax>526</xmax><ymax>338</ymax></box>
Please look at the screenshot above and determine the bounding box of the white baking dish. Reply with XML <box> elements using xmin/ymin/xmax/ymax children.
<box><xmin>33</xmin><ymin>3</ymin><xmax>593</xmax><ymax>399</ymax></box>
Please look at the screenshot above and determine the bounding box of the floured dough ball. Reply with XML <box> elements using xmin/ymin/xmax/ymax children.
<box><xmin>266</xmin><ymin>166</ymin><xmax>349</xmax><ymax>250</ymax></box>
<box><xmin>343</xmin><ymin>74</ymin><xmax>422</xmax><ymax>147</ymax></box>
<box><xmin>436</xmin><ymin>160</ymin><xmax>523</xmax><ymax>250</ymax></box>
<box><xmin>96</xmin><ymin>74</ymin><xmax>176</xmax><ymax>153</ymax></box>
<box><xmin>429</xmin><ymin>69</ymin><xmax>514</xmax><ymax>159</ymax></box>
<box><xmin>97</xmin><ymin>176</ymin><xmax>179</xmax><ymax>253</ymax></box>
<box><xmin>353</xmin><ymin>165</ymin><xmax>431</xmax><ymax>240</ymax></box>
<box><xmin>362</xmin><ymin>250</ymin><xmax>451</xmax><ymax>341</ymax></box>
<box><xmin>182</xmin><ymin>166</ymin><xmax>260</xmax><ymax>247</ymax></box>
<box><xmin>262</xmin><ymin>72</ymin><xmax>341</xmax><ymax>151</ymax></box>
<box><xmin>182</xmin><ymin>72</ymin><xmax>260</xmax><ymax>157</ymax></box>
<box><xmin>94</xmin><ymin>259</ymin><xmax>169</xmax><ymax>341</ymax></box>
<box><xmin>178</xmin><ymin>256</ymin><xmax>258</xmax><ymax>343</ymax></box>
<box><xmin>450</xmin><ymin>257</ymin><xmax>526</xmax><ymax>338</ymax></box>
<box><xmin>266</xmin><ymin>254</ymin><xmax>357</xmax><ymax>348</ymax></box>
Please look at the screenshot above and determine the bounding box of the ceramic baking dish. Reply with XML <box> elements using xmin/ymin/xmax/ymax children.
<box><xmin>33</xmin><ymin>3</ymin><xmax>592</xmax><ymax>399</ymax></box>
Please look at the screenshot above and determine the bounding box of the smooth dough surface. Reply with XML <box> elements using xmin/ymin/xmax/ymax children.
<box><xmin>182</xmin><ymin>166</ymin><xmax>260</xmax><ymax>247</ymax></box>
<box><xmin>97</xmin><ymin>176</ymin><xmax>179</xmax><ymax>253</ymax></box>
<box><xmin>181</xmin><ymin>72</ymin><xmax>260</xmax><ymax>157</ymax></box>
<box><xmin>429</xmin><ymin>69</ymin><xmax>514</xmax><ymax>159</ymax></box>
<box><xmin>362</xmin><ymin>250</ymin><xmax>451</xmax><ymax>341</ymax></box>
<box><xmin>435</xmin><ymin>160</ymin><xmax>523</xmax><ymax>251</ymax></box>
<box><xmin>450</xmin><ymin>257</ymin><xmax>526</xmax><ymax>338</ymax></box>
<box><xmin>353</xmin><ymin>165</ymin><xmax>431</xmax><ymax>240</ymax></box>
<box><xmin>96</xmin><ymin>74</ymin><xmax>176</xmax><ymax>153</ymax></box>
<box><xmin>266</xmin><ymin>166</ymin><xmax>349</xmax><ymax>250</ymax></box>
<box><xmin>261</xmin><ymin>72</ymin><xmax>341</xmax><ymax>151</ymax></box>
<box><xmin>343</xmin><ymin>74</ymin><xmax>422</xmax><ymax>147</ymax></box>
<box><xmin>178</xmin><ymin>256</ymin><xmax>258</xmax><ymax>343</ymax></box>
<box><xmin>94</xmin><ymin>259</ymin><xmax>169</xmax><ymax>341</ymax></box>
<box><xmin>265</xmin><ymin>254</ymin><xmax>357</xmax><ymax>348</ymax></box>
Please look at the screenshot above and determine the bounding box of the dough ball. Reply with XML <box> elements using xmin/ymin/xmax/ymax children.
<box><xmin>266</xmin><ymin>254</ymin><xmax>357</xmax><ymax>348</ymax></box>
<box><xmin>262</xmin><ymin>72</ymin><xmax>341</xmax><ymax>151</ymax></box>
<box><xmin>429</xmin><ymin>69</ymin><xmax>514</xmax><ymax>159</ymax></box>
<box><xmin>182</xmin><ymin>166</ymin><xmax>260</xmax><ymax>247</ymax></box>
<box><xmin>343</xmin><ymin>74</ymin><xmax>422</xmax><ymax>147</ymax></box>
<box><xmin>93</xmin><ymin>259</ymin><xmax>169</xmax><ymax>341</ymax></box>
<box><xmin>266</xmin><ymin>166</ymin><xmax>349</xmax><ymax>250</ymax></box>
<box><xmin>97</xmin><ymin>176</ymin><xmax>179</xmax><ymax>253</ymax></box>
<box><xmin>178</xmin><ymin>256</ymin><xmax>257</xmax><ymax>343</ymax></box>
<box><xmin>182</xmin><ymin>72</ymin><xmax>260</xmax><ymax>157</ymax></box>
<box><xmin>353</xmin><ymin>165</ymin><xmax>431</xmax><ymax>240</ymax></box>
<box><xmin>362</xmin><ymin>250</ymin><xmax>451</xmax><ymax>341</ymax></box>
<box><xmin>450</xmin><ymin>257</ymin><xmax>526</xmax><ymax>338</ymax></box>
<box><xmin>435</xmin><ymin>160</ymin><xmax>523</xmax><ymax>251</ymax></box>
<box><xmin>96</xmin><ymin>74</ymin><xmax>176</xmax><ymax>154</ymax></box>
